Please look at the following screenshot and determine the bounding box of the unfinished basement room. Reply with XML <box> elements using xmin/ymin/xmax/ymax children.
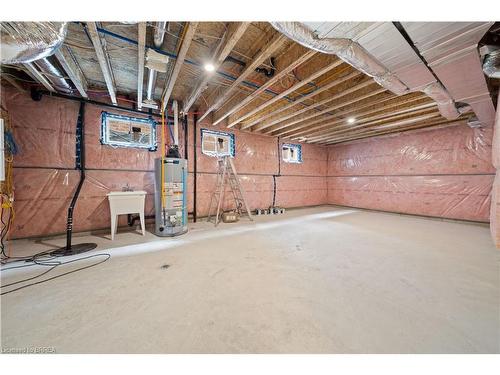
<box><xmin>1</xmin><ymin>4</ymin><xmax>500</xmax><ymax>363</ymax></box>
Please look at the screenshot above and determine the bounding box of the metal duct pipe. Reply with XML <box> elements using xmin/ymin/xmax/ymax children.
<box><xmin>146</xmin><ymin>69</ymin><xmax>157</xmax><ymax>101</ymax></box>
<box><xmin>145</xmin><ymin>22</ymin><xmax>167</xmax><ymax>102</ymax></box>
<box><xmin>173</xmin><ymin>100</ymin><xmax>179</xmax><ymax>145</ymax></box>
<box><xmin>0</xmin><ymin>22</ymin><xmax>67</xmax><ymax>64</ymax></box>
<box><xmin>34</xmin><ymin>57</ymin><xmax>73</xmax><ymax>94</ymax></box>
<box><xmin>270</xmin><ymin>22</ymin><xmax>461</xmax><ymax>120</ymax></box>
<box><xmin>483</xmin><ymin>49</ymin><xmax>500</xmax><ymax>79</ymax></box>
<box><xmin>154</xmin><ymin>22</ymin><xmax>167</xmax><ymax>48</ymax></box>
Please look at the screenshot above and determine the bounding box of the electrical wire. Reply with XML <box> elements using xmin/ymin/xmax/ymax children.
<box><xmin>1</xmin><ymin>253</ymin><xmax>111</xmax><ymax>295</ymax></box>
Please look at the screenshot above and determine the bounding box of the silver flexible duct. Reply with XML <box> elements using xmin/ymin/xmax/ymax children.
<box><xmin>146</xmin><ymin>22</ymin><xmax>167</xmax><ymax>102</ymax></box>
<box><xmin>34</xmin><ymin>57</ymin><xmax>73</xmax><ymax>94</ymax></box>
<box><xmin>1</xmin><ymin>22</ymin><xmax>67</xmax><ymax>64</ymax></box>
<box><xmin>483</xmin><ymin>49</ymin><xmax>500</xmax><ymax>79</ymax></box>
<box><xmin>270</xmin><ymin>22</ymin><xmax>461</xmax><ymax>120</ymax></box>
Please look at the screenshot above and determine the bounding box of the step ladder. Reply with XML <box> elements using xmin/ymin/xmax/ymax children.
<box><xmin>207</xmin><ymin>156</ymin><xmax>253</xmax><ymax>226</ymax></box>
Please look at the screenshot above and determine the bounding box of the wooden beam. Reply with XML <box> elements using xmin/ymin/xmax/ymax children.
<box><xmin>321</xmin><ymin>113</ymin><xmax>443</xmax><ymax>144</ymax></box>
<box><xmin>227</xmin><ymin>59</ymin><xmax>344</xmax><ymax>128</ymax></box>
<box><xmin>55</xmin><ymin>45</ymin><xmax>88</xmax><ymax>98</ymax></box>
<box><xmin>307</xmin><ymin>103</ymin><xmax>438</xmax><ymax>142</ymax></box>
<box><xmin>268</xmin><ymin>85</ymin><xmax>386</xmax><ymax>135</ymax></box>
<box><xmin>240</xmin><ymin>70</ymin><xmax>361</xmax><ymax>131</ymax></box>
<box><xmin>272</xmin><ymin>89</ymin><xmax>390</xmax><ymax>137</ymax></box>
<box><xmin>276</xmin><ymin>93</ymin><xmax>426</xmax><ymax>138</ymax></box>
<box><xmin>183</xmin><ymin>22</ymin><xmax>250</xmax><ymax>113</ymax></box>
<box><xmin>23</xmin><ymin>63</ymin><xmax>55</xmax><ymax>92</ymax></box>
<box><xmin>205</xmin><ymin>46</ymin><xmax>315</xmax><ymax>125</ymax></box>
<box><xmin>1</xmin><ymin>75</ymin><xmax>26</xmax><ymax>92</ymax></box>
<box><xmin>86</xmin><ymin>22</ymin><xmax>117</xmax><ymax>105</ymax></box>
<box><xmin>255</xmin><ymin>78</ymin><xmax>375</xmax><ymax>133</ymax></box>
<box><xmin>136</xmin><ymin>22</ymin><xmax>146</xmax><ymax>109</ymax></box>
<box><xmin>161</xmin><ymin>22</ymin><xmax>198</xmax><ymax>111</ymax></box>
<box><xmin>323</xmin><ymin>117</ymin><xmax>460</xmax><ymax>145</ymax></box>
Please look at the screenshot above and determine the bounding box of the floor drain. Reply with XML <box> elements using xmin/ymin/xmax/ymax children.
<box><xmin>160</xmin><ymin>264</ymin><xmax>170</xmax><ymax>270</ymax></box>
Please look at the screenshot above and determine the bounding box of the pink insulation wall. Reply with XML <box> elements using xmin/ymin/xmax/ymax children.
<box><xmin>3</xmin><ymin>86</ymin><xmax>327</xmax><ymax>239</ymax></box>
<box><xmin>187</xmin><ymin>116</ymin><xmax>328</xmax><ymax>218</ymax></box>
<box><xmin>327</xmin><ymin>120</ymin><xmax>496</xmax><ymax>223</ymax></box>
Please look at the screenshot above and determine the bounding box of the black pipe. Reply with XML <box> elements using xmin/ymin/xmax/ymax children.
<box><xmin>193</xmin><ymin>113</ymin><xmax>198</xmax><ymax>222</ymax></box>
<box><xmin>36</xmin><ymin>90</ymin><xmax>175</xmax><ymax>120</ymax></box>
<box><xmin>128</xmin><ymin>214</ymin><xmax>155</xmax><ymax>227</ymax></box>
<box><xmin>50</xmin><ymin>102</ymin><xmax>97</xmax><ymax>255</ymax></box>
<box><xmin>65</xmin><ymin>101</ymin><xmax>86</xmax><ymax>249</ymax></box>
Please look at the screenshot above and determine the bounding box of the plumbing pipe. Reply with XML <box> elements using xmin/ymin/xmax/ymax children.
<box><xmin>91</xmin><ymin>25</ymin><xmax>316</xmax><ymax>109</ymax></box>
<box><xmin>193</xmin><ymin>113</ymin><xmax>198</xmax><ymax>222</ymax></box>
<box><xmin>173</xmin><ymin>100</ymin><xmax>179</xmax><ymax>145</ymax></box>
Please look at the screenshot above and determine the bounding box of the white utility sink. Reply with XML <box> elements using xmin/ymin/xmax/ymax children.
<box><xmin>107</xmin><ymin>191</ymin><xmax>147</xmax><ymax>240</ymax></box>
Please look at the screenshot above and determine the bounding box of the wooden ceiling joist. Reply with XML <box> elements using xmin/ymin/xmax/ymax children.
<box><xmin>239</xmin><ymin>70</ymin><xmax>361</xmax><ymax>131</ymax></box>
<box><xmin>307</xmin><ymin>103</ymin><xmax>438</xmax><ymax>143</ymax></box>
<box><xmin>22</xmin><ymin>63</ymin><xmax>55</xmax><ymax>92</ymax></box>
<box><xmin>227</xmin><ymin>59</ymin><xmax>344</xmax><ymax>129</ymax></box>
<box><xmin>320</xmin><ymin>112</ymin><xmax>443</xmax><ymax>145</ymax></box>
<box><xmin>161</xmin><ymin>22</ymin><xmax>198</xmax><ymax>111</ymax></box>
<box><xmin>272</xmin><ymin>89</ymin><xmax>391</xmax><ymax>137</ymax></box>
<box><xmin>199</xmin><ymin>33</ymin><xmax>290</xmax><ymax>123</ymax></box>
<box><xmin>258</xmin><ymin>79</ymin><xmax>378</xmax><ymax>134</ymax></box>
<box><xmin>136</xmin><ymin>22</ymin><xmax>146</xmax><ymax>109</ymax></box>
<box><xmin>289</xmin><ymin>96</ymin><xmax>432</xmax><ymax>140</ymax></box>
<box><xmin>182</xmin><ymin>22</ymin><xmax>250</xmax><ymax>113</ymax></box>
<box><xmin>55</xmin><ymin>45</ymin><xmax>88</xmax><ymax>98</ymax></box>
<box><xmin>86</xmin><ymin>22</ymin><xmax>117</xmax><ymax>105</ymax></box>
<box><xmin>323</xmin><ymin>117</ymin><xmax>462</xmax><ymax>145</ymax></box>
<box><xmin>207</xmin><ymin>47</ymin><xmax>316</xmax><ymax>125</ymax></box>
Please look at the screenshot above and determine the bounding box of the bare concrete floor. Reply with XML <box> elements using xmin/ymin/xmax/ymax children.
<box><xmin>1</xmin><ymin>206</ymin><xmax>499</xmax><ymax>353</ymax></box>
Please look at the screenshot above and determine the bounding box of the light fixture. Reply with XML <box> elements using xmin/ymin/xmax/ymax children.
<box><xmin>347</xmin><ymin>117</ymin><xmax>356</xmax><ymax>124</ymax></box>
<box><xmin>204</xmin><ymin>63</ymin><xmax>215</xmax><ymax>72</ymax></box>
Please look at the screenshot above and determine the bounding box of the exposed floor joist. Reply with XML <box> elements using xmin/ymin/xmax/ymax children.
<box><xmin>273</xmin><ymin>89</ymin><xmax>392</xmax><ymax>137</ymax></box>
<box><xmin>241</xmin><ymin>70</ymin><xmax>361</xmax><ymax>131</ymax></box>
<box><xmin>252</xmin><ymin>71</ymin><xmax>364</xmax><ymax>133</ymax></box>
<box><xmin>319</xmin><ymin>112</ymin><xmax>442</xmax><ymax>144</ymax></box>
<box><xmin>199</xmin><ymin>33</ymin><xmax>289</xmax><ymax>123</ymax></box>
<box><xmin>55</xmin><ymin>46</ymin><xmax>88</xmax><ymax>98</ymax></box>
<box><xmin>86</xmin><ymin>22</ymin><xmax>117</xmax><ymax>105</ymax></box>
<box><xmin>182</xmin><ymin>22</ymin><xmax>250</xmax><ymax>113</ymax></box>
<box><xmin>228</xmin><ymin>59</ymin><xmax>344</xmax><ymax>129</ymax></box>
<box><xmin>303</xmin><ymin>101</ymin><xmax>437</xmax><ymax>142</ymax></box>
<box><xmin>22</xmin><ymin>63</ymin><xmax>55</xmax><ymax>92</ymax></box>
<box><xmin>207</xmin><ymin>46</ymin><xmax>316</xmax><ymax>125</ymax></box>
<box><xmin>161</xmin><ymin>22</ymin><xmax>198</xmax><ymax>111</ymax></box>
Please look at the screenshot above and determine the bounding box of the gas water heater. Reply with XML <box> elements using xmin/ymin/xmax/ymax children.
<box><xmin>154</xmin><ymin>157</ymin><xmax>188</xmax><ymax>236</ymax></box>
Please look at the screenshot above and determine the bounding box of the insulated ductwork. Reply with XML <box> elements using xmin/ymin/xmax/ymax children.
<box><xmin>145</xmin><ymin>22</ymin><xmax>168</xmax><ymax>104</ymax></box>
<box><xmin>402</xmin><ymin>22</ymin><xmax>496</xmax><ymax>128</ymax></box>
<box><xmin>270</xmin><ymin>22</ymin><xmax>462</xmax><ymax>120</ymax></box>
<box><xmin>0</xmin><ymin>22</ymin><xmax>67</xmax><ymax>64</ymax></box>
<box><xmin>34</xmin><ymin>57</ymin><xmax>73</xmax><ymax>94</ymax></box>
<box><xmin>483</xmin><ymin>48</ymin><xmax>500</xmax><ymax>79</ymax></box>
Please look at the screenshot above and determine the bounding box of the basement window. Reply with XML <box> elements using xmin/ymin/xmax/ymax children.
<box><xmin>201</xmin><ymin>129</ymin><xmax>235</xmax><ymax>158</ymax></box>
<box><xmin>100</xmin><ymin>112</ymin><xmax>157</xmax><ymax>151</ymax></box>
<box><xmin>282</xmin><ymin>143</ymin><xmax>302</xmax><ymax>163</ymax></box>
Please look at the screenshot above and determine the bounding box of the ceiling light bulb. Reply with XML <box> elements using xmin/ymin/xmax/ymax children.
<box><xmin>204</xmin><ymin>63</ymin><xmax>215</xmax><ymax>72</ymax></box>
<box><xmin>347</xmin><ymin>117</ymin><xmax>356</xmax><ymax>124</ymax></box>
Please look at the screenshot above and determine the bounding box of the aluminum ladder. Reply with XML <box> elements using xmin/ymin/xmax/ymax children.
<box><xmin>207</xmin><ymin>156</ymin><xmax>253</xmax><ymax>226</ymax></box>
